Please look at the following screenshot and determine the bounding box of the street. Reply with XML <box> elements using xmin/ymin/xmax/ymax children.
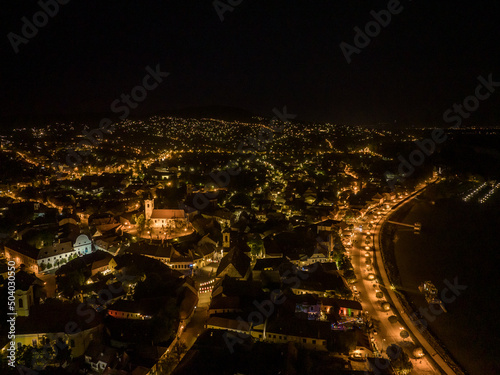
<box><xmin>349</xmin><ymin>184</ymin><xmax>440</xmax><ymax>374</ymax></box>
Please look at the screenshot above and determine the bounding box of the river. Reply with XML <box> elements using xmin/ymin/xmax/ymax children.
<box><xmin>391</xmin><ymin>183</ymin><xmax>500</xmax><ymax>374</ymax></box>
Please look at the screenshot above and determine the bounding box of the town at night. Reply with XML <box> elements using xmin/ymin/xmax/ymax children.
<box><xmin>1</xmin><ymin>1</ymin><xmax>499</xmax><ymax>374</ymax></box>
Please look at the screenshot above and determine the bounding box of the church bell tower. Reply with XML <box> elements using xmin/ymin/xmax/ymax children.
<box><xmin>144</xmin><ymin>199</ymin><xmax>154</xmax><ymax>220</ymax></box>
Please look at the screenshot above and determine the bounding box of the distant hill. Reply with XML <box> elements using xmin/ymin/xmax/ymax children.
<box><xmin>0</xmin><ymin>113</ymin><xmax>109</xmax><ymax>129</ymax></box>
<box><xmin>157</xmin><ymin>106</ymin><xmax>257</xmax><ymax>122</ymax></box>
<box><xmin>0</xmin><ymin>106</ymin><xmax>258</xmax><ymax>130</ymax></box>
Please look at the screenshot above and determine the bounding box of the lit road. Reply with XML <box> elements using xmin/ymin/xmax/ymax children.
<box><xmin>178</xmin><ymin>300</ymin><xmax>209</xmax><ymax>350</ymax></box>
<box><xmin>369</xmin><ymin>181</ymin><xmax>459</xmax><ymax>375</ymax></box>
<box><xmin>349</xmin><ymin>183</ymin><xmax>440</xmax><ymax>374</ymax></box>
<box><xmin>151</xmin><ymin>265</ymin><xmax>214</xmax><ymax>374</ymax></box>
<box><xmin>178</xmin><ymin>267</ymin><xmax>213</xmax><ymax>350</ymax></box>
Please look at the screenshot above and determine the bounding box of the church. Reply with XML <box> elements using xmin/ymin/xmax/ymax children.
<box><xmin>144</xmin><ymin>199</ymin><xmax>187</xmax><ymax>229</ymax></box>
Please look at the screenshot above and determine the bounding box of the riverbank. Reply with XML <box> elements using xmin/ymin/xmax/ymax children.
<box><xmin>380</xmin><ymin>183</ymin><xmax>500</xmax><ymax>374</ymax></box>
<box><xmin>379</xmin><ymin>197</ymin><xmax>464</xmax><ymax>375</ymax></box>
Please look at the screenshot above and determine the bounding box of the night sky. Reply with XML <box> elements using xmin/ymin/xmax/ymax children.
<box><xmin>1</xmin><ymin>0</ymin><xmax>500</xmax><ymax>127</ymax></box>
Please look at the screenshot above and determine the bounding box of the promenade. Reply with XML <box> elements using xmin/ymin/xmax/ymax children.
<box><xmin>372</xmin><ymin>181</ymin><xmax>458</xmax><ymax>375</ymax></box>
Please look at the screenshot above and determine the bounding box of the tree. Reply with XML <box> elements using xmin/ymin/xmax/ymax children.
<box><xmin>56</xmin><ymin>268</ymin><xmax>89</xmax><ymax>298</ymax></box>
<box><xmin>136</xmin><ymin>214</ymin><xmax>146</xmax><ymax>234</ymax></box>
<box><xmin>230</xmin><ymin>192</ymin><xmax>252</xmax><ymax>207</ymax></box>
<box><xmin>247</xmin><ymin>236</ymin><xmax>264</xmax><ymax>257</ymax></box>
<box><xmin>156</xmin><ymin>355</ymin><xmax>176</xmax><ymax>374</ymax></box>
<box><xmin>16</xmin><ymin>345</ymin><xmax>34</xmax><ymax>368</ymax></box>
<box><xmin>338</xmin><ymin>254</ymin><xmax>356</xmax><ymax>283</ymax></box>
<box><xmin>387</xmin><ymin>344</ymin><xmax>413</xmax><ymax>375</ymax></box>
<box><xmin>171</xmin><ymin>341</ymin><xmax>187</xmax><ymax>362</ymax></box>
<box><xmin>54</xmin><ymin>338</ymin><xmax>71</xmax><ymax>363</ymax></box>
<box><xmin>153</xmin><ymin>341</ymin><xmax>187</xmax><ymax>374</ymax></box>
<box><xmin>343</xmin><ymin>268</ymin><xmax>356</xmax><ymax>283</ymax></box>
<box><xmin>15</xmin><ymin>344</ymin><xmax>55</xmax><ymax>369</ymax></box>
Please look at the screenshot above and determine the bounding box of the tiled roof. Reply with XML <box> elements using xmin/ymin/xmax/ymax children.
<box><xmin>267</xmin><ymin>317</ymin><xmax>331</xmax><ymax>340</ymax></box>
<box><xmin>38</xmin><ymin>241</ymin><xmax>73</xmax><ymax>260</ymax></box>
<box><xmin>150</xmin><ymin>209</ymin><xmax>185</xmax><ymax>219</ymax></box>
<box><xmin>17</xmin><ymin>302</ymin><xmax>102</xmax><ymax>334</ymax></box>
<box><xmin>209</xmin><ymin>295</ymin><xmax>241</xmax><ymax>311</ymax></box>
<box><xmin>216</xmin><ymin>248</ymin><xmax>250</xmax><ymax>278</ymax></box>
<box><xmin>252</xmin><ymin>257</ymin><xmax>290</xmax><ymax>271</ymax></box>
<box><xmin>206</xmin><ymin>316</ymin><xmax>250</xmax><ymax>332</ymax></box>
<box><xmin>4</xmin><ymin>239</ymin><xmax>39</xmax><ymax>260</ymax></box>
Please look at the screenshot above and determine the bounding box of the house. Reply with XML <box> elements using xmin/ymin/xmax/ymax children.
<box><xmin>84</xmin><ymin>341</ymin><xmax>130</xmax><ymax>374</ymax></box>
<box><xmin>179</xmin><ymin>279</ymin><xmax>198</xmax><ymax>326</ymax></box>
<box><xmin>264</xmin><ymin>317</ymin><xmax>331</xmax><ymax>351</ymax></box>
<box><xmin>38</xmin><ymin>240</ymin><xmax>74</xmax><ymax>271</ymax></box>
<box><xmin>59</xmin><ymin>216</ymin><xmax>79</xmax><ymax>227</ymax></box>
<box><xmin>192</xmin><ymin>238</ymin><xmax>219</xmax><ymax>268</ymax></box>
<box><xmin>169</xmin><ymin>249</ymin><xmax>194</xmax><ymax>273</ymax></box>
<box><xmin>5</xmin><ymin>231</ymin><xmax>93</xmax><ymax>273</ymax></box>
<box><xmin>7</xmin><ymin>302</ymin><xmax>102</xmax><ymax>357</ymax></box>
<box><xmin>370</xmin><ymin>193</ymin><xmax>385</xmax><ymax>206</ymax></box>
<box><xmin>351</xmin><ymin>329</ymin><xmax>374</xmax><ymax>359</ymax></box>
<box><xmin>321</xmin><ymin>297</ymin><xmax>363</xmax><ymax>318</ymax></box>
<box><xmin>56</xmin><ymin>250</ymin><xmax>113</xmax><ymax>277</ymax></box>
<box><xmin>201</xmin><ymin>209</ymin><xmax>232</xmax><ymax>228</ymax></box>
<box><xmin>209</xmin><ymin>277</ymin><xmax>266</xmax><ymax>317</ymax></box>
<box><xmin>294</xmin><ymin>294</ymin><xmax>322</xmax><ymax>320</ymax></box>
<box><xmin>107</xmin><ymin>299</ymin><xmax>161</xmax><ymax>320</ymax></box>
<box><xmin>125</xmin><ymin>243</ymin><xmax>194</xmax><ymax>273</ymax></box>
<box><xmin>107</xmin><ymin>286</ymin><xmax>195</xmax><ymax>323</ymax></box>
<box><xmin>4</xmin><ymin>239</ymin><xmax>39</xmax><ymax>273</ymax></box>
<box><xmin>91</xmin><ymin>253</ymin><xmax>114</xmax><ymax>276</ymax></box>
<box><xmin>216</xmin><ymin>248</ymin><xmax>251</xmax><ymax>280</ymax></box>
<box><xmin>287</xmin><ymin>263</ymin><xmax>350</xmax><ymax>298</ymax></box>
<box><xmin>94</xmin><ymin>236</ymin><xmax>121</xmax><ymax>256</ymax></box>
<box><xmin>316</xmin><ymin>219</ymin><xmax>342</xmax><ymax>234</ymax></box>
<box><xmin>211</xmin><ymin>277</ymin><xmax>263</xmax><ymax>300</ymax></box>
<box><xmin>205</xmin><ymin>316</ymin><xmax>251</xmax><ymax>336</ymax></box>
<box><xmin>208</xmin><ymin>295</ymin><xmax>242</xmax><ymax>315</ymax></box>
<box><xmin>251</xmin><ymin>257</ymin><xmax>292</xmax><ymax>283</ymax></box>
<box><xmin>305</xmin><ymin>233</ymin><xmax>332</xmax><ymax>265</ymax></box>
<box><xmin>14</xmin><ymin>269</ymin><xmax>44</xmax><ymax>317</ymax></box>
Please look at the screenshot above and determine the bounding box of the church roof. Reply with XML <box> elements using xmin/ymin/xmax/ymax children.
<box><xmin>38</xmin><ymin>241</ymin><xmax>73</xmax><ymax>260</ymax></box>
<box><xmin>216</xmin><ymin>248</ymin><xmax>250</xmax><ymax>278</ymax></box>
<box><xmin>150</xmin><ymin>209</ymin><xmax>185</xmax><ymax>219</ymax></box>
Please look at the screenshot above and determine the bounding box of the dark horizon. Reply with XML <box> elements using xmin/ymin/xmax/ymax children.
<box><xmin>1</xmin><ymin>1</ymin><xmax>500</xmax><ymax>128</ymax></box>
